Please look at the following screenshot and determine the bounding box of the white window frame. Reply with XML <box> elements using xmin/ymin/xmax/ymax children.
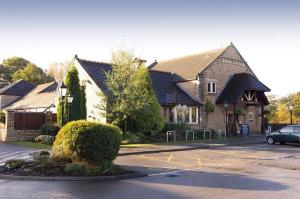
<box><xmin>248</xmin><ymin>112</ymin><xmax>254</xmax><ymax>121</ymax></box>
<box><xmin>173</xmin><ymin>106</ymin><xmax>199</xmax><ymax>124</ymax></box>
<box><xmin>208</xmin><ymin>81</ymin><xmax>216</xmax><ymax>94</ymax></box>
<box><xmin>189</xmin><ymin>107</ymin><xmax>199</xmax><ymax>124</ymax></box>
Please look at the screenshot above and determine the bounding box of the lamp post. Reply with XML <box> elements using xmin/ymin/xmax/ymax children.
<box><xmin>224</xmin><ymin>102</ymin><xmax>229</xmax><ymax>139</ymax></box>
<box><xmin>59</xmin><ymin>82</ymin><xmax>73</xmax><ymax>126</ymax></box>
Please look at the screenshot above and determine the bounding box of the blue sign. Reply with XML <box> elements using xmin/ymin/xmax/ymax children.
<box><xmin>240</xmin><ymin>124</ymin><xmax>250</xmax><ymax>135</ymax></box>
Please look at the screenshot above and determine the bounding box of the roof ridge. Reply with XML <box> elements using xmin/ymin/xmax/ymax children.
<box><xmin>149</xmin><ymin>69</ymin><xmax>173</xmax><ymax>74</ymax></box>
<box><xmin>76</xmin><ymin>57</ymin><xmax>111</xmax><ymax>66</ymax></box>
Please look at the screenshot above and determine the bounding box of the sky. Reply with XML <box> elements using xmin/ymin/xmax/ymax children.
<box><xmin>0</xmin><ymin>0</ymin><xmax>300</xmax><ymax>97</ymax></box>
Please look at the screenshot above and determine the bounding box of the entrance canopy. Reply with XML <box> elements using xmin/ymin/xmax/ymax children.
<box><xmin>216</xmin><ymin>73</ymin><xmax>271</xmax><ymax>105</ymax></box>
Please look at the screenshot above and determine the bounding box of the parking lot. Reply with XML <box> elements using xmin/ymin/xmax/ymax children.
<box><xmin>0</xmin><ymin>143</ymin><xmax>300</xmax><ymax>199</ymax></box>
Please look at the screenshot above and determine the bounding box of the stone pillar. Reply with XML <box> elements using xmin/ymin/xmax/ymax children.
<box><xmin>2</xmin><ymin>111</ymin><xmax>15</xmax><ymax>141</ymax></box>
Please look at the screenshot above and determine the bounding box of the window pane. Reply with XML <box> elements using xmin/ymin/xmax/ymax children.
<box><xmin>169</xmin><ymin>108</ymin><xmax>173</xmax><ymax>123</ymax></box>
<box><xmin>192</xmin><ymin>108</ymin><xmax>197</xmax><ymax>123</ymax></box>
<box><xmin>208</xmin><ymin>83</ymin><xmax>211</xmax><ymax>93</ymax></box>
<box><xmin>185</xmin><ymin>110</ymin><xmax>189</xmax><ymax>123</ymax></box>
<box><xmin>177</xmin><ymin>111</ymin><xmax>184</xmax><ymax>123</ymax></box>
<box><xmin>280</xmin><ymin>127</ymin><xmax>294</xmax><ymax>133</ymax></box>
<box><xmin>294</xmin><ymin>126</ymin><xmax>300</xmax><ymax>133</ymax></box>
<box><xmin>212</xmin><ymin>83</ymin><xmax>216</xmax><ymax>93</ymax></box>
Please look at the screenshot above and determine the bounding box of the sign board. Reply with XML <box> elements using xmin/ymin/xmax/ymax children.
<box><xmin>240</xmin><ymin>124</ymin><xmax>249</xmax><ymax>135</ymax></box>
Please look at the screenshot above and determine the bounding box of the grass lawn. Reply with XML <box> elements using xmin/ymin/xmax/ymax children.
<box><xmin>8</xmin><ymin>141</ymin><xmax>52</xmax><ymax>150</ymax></box>
<box><xmin>120</xmin><ymin>137</ymin><xmax>241</xmax><ymax>148</ymax></box>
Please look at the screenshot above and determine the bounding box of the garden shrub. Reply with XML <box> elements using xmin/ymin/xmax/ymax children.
<box><xmin>40</xmin><ymin>124</ymin><xmax>60</xmax><ymax>136</ymax></box>
<box><xmin>35</xmin><ymin>135</ymin><xmax>55</xmax><ymax>145</ymax></box>
<box><xmin>0</xmin><ymin>111</ymin><xmax>5</xmax><ymax>124</ymax></box>
<box><xmin>122</xmin><ymin>133</ymin><xmax>141</xmax><ymax>144</ymax></box>
<box><xmin>5</xmin><ymin>159</ymin><xmax>25</xmax><ymax>169</ymax></box>
<box><xmin>163</xmin><ymin>123</ymin><xmax>188</xmax><ymax>140</ymax></box>
<box><xmin>52</xmin><ymin>120</ymin><xmax>122</xmax><ymax>167</ymax></box>
<box><xmin>64</xmin><ymin>163</ymin><xmax>86</xmax><ymax>176</ymax></box>
<box><xmin>30</xmin><ymin>151</ymin><xmax>50</xmax><ymax>162</ymax></box>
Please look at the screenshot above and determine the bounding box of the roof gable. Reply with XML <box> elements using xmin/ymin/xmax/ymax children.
<box><xmin>75</xmin><ymin>57</ymin><xmax>112</xmax><ymax>94</ymax></box>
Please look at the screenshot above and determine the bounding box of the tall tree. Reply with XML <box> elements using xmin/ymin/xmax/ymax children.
<box><xmin>103</xmin><ymin>50</ymin><xmax>164</xmax><ymax>135</ymax></box>
<box><xmin>2</xmin><ymin>57</ymin><xmax>30</xmax><ymax>75</ymax></box>
<box><xmin>12</xmin><ymin>63</ymin><xmax>54</xmax><ymax>85</ymax></box>
<box><xmin>0</xmin><ymin>65</ymin><xmax>11</xmax><ymax>88</ymax></box>
<box><xmin>57</xmin><ymin>66</ymin><xmax>86</xmax><ymax>126</ymax></box>
<box><xmin>1</xmin><ymin>57</ymin><xmax>30</xmax><ymax>87</ymax></box>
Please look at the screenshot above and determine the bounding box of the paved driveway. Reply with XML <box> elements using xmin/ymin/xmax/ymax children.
<box><xmin>0</xmin><ymin>143</ymin><xmax>300</xmax><ymax>199</ymax></box>
<box><xmin>0</xmin><ymin>143</ymin><xmax>36</xmax><ymax>165</ymax></box>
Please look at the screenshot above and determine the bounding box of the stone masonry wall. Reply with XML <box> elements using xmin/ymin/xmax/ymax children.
<box><xmin>199</xmin><ymin>45</ymin><xmax>262</xmax><ymax>133</ymax></box>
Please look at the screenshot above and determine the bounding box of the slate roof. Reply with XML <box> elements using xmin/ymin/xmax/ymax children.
<box><xmin>149</xmin><ymin>70</ymin><xmax>202</xmax><ymax>106</ymax></box>
<box><xmin>216</xmin><ymin>73</ymin><xmax>271</xmax><ymax>105</ymax></box>
<box><xmin>4</xmin><ymin>82</ymin><xmax>57</xmax><ymax>110</ymax></box>
<box><xmin>150</xmin><ymin>46</ymin><xmax>229</xmax><ymax>80</ymax></box>
<box><xmin>0</xmin><ymin>80</ymin><xmax>35</xmax><ymax>96</ymax></box>
<box><xmin>75</xmin><ymin>57</ymin><xmax>111</xmax><ymax>94</ymax></box>
<box><xmin>75</xmin><ymin>56</ymin><xmax>202</xmax><ymax>106</ymax></box>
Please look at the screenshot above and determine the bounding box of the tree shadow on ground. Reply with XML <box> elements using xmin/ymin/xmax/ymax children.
<box><xmin>125</xmin><ymin>165</ymin><xmax>288</xmax><ymax>192</ymax></box>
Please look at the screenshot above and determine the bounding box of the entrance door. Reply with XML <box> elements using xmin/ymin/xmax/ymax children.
<box><xmin>227</xmin><ymin>113</ymin><xmax>234</xmax><ymax>134</ymax></box>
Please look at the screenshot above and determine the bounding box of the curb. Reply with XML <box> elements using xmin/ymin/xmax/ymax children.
<box><xmin>0</xmin><ymin>172</ymin><xmax>148</xmax><ymax>181</ymax></box>
<box><xmin>119</xmin><ymin>140</ymin><xmax>266</xmax><ymax>156</ymax></box>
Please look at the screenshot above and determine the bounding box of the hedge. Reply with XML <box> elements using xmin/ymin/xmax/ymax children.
<box><xmin>52</xmin><ymin>120</ymin><xmax>122</xmax><ymax>166</ymax></box>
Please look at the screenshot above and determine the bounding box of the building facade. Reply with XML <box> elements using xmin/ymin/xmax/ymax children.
<box><xmin>149</xmin><ymin>43</ymin><xmax>270</xmax><ymax>134</ymax></box>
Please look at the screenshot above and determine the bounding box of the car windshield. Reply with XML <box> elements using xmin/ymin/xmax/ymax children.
<box><xmin>280</xmin><ymin>126</ymin><xmax>294</xmax><ymax>133</ymax></box>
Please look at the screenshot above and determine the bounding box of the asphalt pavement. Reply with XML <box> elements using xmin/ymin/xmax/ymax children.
<box><xmin>0</xmin><ymin>143</ymin><xmax>300</xmax><ymax>199</ymax></box>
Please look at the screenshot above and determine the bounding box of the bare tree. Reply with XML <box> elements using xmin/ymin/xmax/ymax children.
<box><xmin>47</xmin><ymin>61</ymin><xmax>71</xmax><ymax>82</ymax></box>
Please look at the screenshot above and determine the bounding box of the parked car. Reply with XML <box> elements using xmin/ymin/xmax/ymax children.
<box><xmin>266</xmin><ymin>125</ymin><xmax>300</xmax><ymax>145</ymax></box>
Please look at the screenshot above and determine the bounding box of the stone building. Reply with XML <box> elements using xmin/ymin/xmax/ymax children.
<box><xmin>149</xmin><ymin>43</ymin><xmax>270</xmax><ymax>134</ymax></box>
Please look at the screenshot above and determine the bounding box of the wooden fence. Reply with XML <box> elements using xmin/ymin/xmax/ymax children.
<box><xmin>14</xmin><ymin>112</ymin><xmax>57</xmax><ymax>130</ymax></box>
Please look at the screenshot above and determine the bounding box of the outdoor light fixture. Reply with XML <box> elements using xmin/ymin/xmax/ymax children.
<box><xmin>66</xmin><ymin>95</ymin><xmax>74</xmax><ymax>103</ymax></box>
<box><xmin>59</xmin><ymin>82</ymin><xmax>67</xmax><ymax>97</ymax></box>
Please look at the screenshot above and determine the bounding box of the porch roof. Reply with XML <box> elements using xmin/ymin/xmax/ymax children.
<box><xmin>216</xmin><ymin>73</ymin><xmax>271</xmax><ymax>105</ymax></box>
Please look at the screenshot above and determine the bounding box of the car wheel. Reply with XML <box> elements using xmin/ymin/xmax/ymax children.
<box><xmin>267</xmin><ymin>137</ymin><xmax>275</xmax><ymax>145</ymax></box>
<box><xmin>280</xmin><ymin>142</ymin><xmax>285</xmax><ymax>145</ymax></box>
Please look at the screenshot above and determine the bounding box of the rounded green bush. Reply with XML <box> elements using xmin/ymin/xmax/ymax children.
<box><xmin>40</xmin><ymin>124</ymin><xmax>60</xmax><ymax>136</ymax></box>
<box><xmin>52</xmin><ymin>120</ymin><xmax>122</xmax><ymax>166</ymax></box>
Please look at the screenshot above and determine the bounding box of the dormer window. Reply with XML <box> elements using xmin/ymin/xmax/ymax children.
<box><xmin>208</xmin><ymin>81</ymin><xmax>216</xmax><ymax>93</ymax></box>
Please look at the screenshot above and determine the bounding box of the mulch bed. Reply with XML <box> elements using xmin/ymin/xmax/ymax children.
<box><xmin>0</xmin><ymin>161</ymin><xmax>131</xmax><ymax>177</ymax></box>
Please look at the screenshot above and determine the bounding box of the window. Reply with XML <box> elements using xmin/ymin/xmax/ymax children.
<box><xmin>208</xmin><ymin>82</ymin><xmax>216</xmax><ymax>93</ymax></box>
<box><xmin>169</xmin><ymin>107</ymin><xmax>174</xmax><ymax>123</ymax></box>
<box><xmin>191</xmin><ymin>107</ymin><xmax>197</xmax><ymax>123</ymax></box>
<box><xmin>248</xmin><ymin>112</ymin><xmax>254</xmax><ymax>121</ymax></box>
<box><xmin>294</xmin><ymin>126</ymin><xmax>300</xmax><ymax>133</ymax></box>
<box><xmin>184</xmin><ymin>110</ymin><xmax>189</xmax><ymax>123</ymax></box>
<box><xmin>280</xmin><ymin>126</ymin><xmax>294</xmax><ymax>133</ymax></box>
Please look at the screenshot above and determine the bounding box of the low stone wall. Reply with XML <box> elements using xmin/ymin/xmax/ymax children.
<box><xmin>4</xmin><ymin>130</ymin><xmax>41</xmax><ymax>142</ymax></box>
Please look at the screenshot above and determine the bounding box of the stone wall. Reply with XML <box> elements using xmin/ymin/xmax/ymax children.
<box><xmin>198</xmin><ymin>45</ymin><xmax>262</xmax><ymax>134</ymax></box>
<box><xmin>0</xmin><ymin>111</ymin><xmax>54</xmax><ymax>142</ymax></box>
